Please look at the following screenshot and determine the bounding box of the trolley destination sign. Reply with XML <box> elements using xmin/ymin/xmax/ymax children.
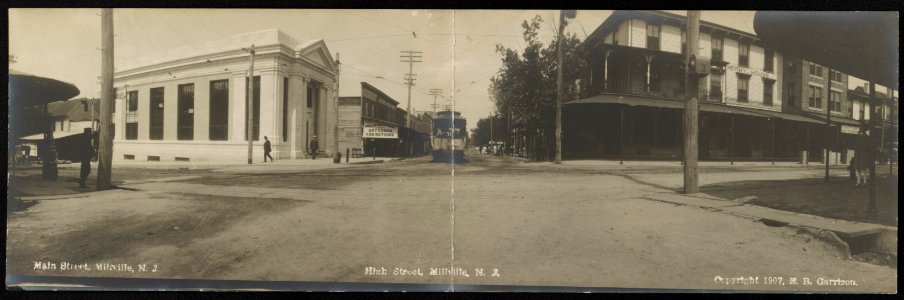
<box><xmin>363</xmin><ymin>125</ymin><xmax>398</xmax><ymax>139</ymax></box>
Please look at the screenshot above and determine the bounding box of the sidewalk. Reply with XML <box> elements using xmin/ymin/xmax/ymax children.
<box><xmin>561</xmin><ymin>159</ymin><xmax>854</xmax><ymax>168</ymax></box>
<box><xmin>643</xmin><ymin>186</ymin><xmax>897</xmax><ymax>257</ymax></box>
<box><xmin>7</xmin><ymin>156</ymin><xmax>406</xmax><ymax>201</ymax></box>
<box><xmin>109</xmin><ymin>156</ymin><xmax>402</xmax><ymax>169</ymax></box>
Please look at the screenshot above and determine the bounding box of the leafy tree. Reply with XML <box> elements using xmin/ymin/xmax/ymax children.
<box><xmin>488</xmin><ymin>15</ymin><xmax>587</xmax><ymax>160</ymax></box>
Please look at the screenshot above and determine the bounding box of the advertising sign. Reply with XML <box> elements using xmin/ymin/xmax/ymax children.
<box><xmin>363</xmin><ymin>126</ymin><xmax>398</xmax><ymax>139</ymax></box>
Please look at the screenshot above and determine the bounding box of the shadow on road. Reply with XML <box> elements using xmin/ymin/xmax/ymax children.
<box><xmin>700</xmin><ymin>175</ymin><xmax>898</xmax><ymax>227</ymax></box>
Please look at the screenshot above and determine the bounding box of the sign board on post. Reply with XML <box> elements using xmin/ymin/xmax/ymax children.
<box><xmin>363</xmin><ymin>126</ymin><xmax>398</xmax><ymax>139</ymax></box>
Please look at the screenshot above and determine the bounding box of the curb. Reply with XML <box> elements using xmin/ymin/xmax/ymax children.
<box><xmin>349</xmin><ymin>160</ymin><xmax>385</xmax><ymax>165</ymax></box>
<box><xmin>644</xmin><ymin>192</ymin><xmax>897</xmax><ymax>257</ymax></box>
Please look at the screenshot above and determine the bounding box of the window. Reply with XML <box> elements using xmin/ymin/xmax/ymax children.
<box><xmin>646</xmin><ymin>23</ymin><xmax>660</xmax><ymax>50</ymax></box>
<box><xmin>787</xmin><ymin>83</ymin><xmax>796</xmax><ymax>108</ymax></box>
<box><xmin>209</xmin><ymin>80</ymin><xmax>229</xmax><ymax>141</ymax></box>
<box><xmin>829</xmin><ymin>90</ymin><xmax>842</xmax><ymax>112</ymax></box>
<box><xmin>859</xmin><ymin>101</ymin><xmax>865</xmax><ymax>120</ymax></box>
<box><xmin>177</xmin><ymin>83</ymin><xmax>194</xmax><ymax>140</ymax></box>
<box><xmin>830</xmin><ymin>70</ymin><xmax>842</xmax><ymax>82</ymax></box>
<box><xmin>612</xmin><ymin>27</ymin><xmax>619</xmax><ymax>45</ymax></box>
<box><xmin>808</xmin><ymin>85</ymin><xmax>823</xmax><ymax>108</ymax></box>
<box><xmin>711</xmin><ymin>36</ymin><xmax>723</xmax><ymax>61</ymax></box>
<box><xmin>763</xmin><ymin>80</ymin><xmax>774</xmax><ymax>106</ymax></box>
<box><xmin>307</xmin><ymin>85</ymin><xmax>314</xmax><ymax>108</ymax></box>
<box><xmin>126</xmin><ymin>90</ymin><xmax>138</xmax><ymax>140</ymax></box>
<box><xmin>127</xmin><ymin>91</ymin><xmax>138</xmax><ymax>111</ymax></box>
<box><xmin>847</xmin><ymin>97</ymin><xmax>854</xmax><ymax>118</ymax></box>
<box><xmin>245</xmin><ymin>76</ymin><xmax>261</xmax><ymax>141</ymax></box>
<box><xmin>764</xmin><ymin>49</ymin><xmax>774</xmax><ymax>72</ymax></box>
<box><xmin>149</xmin><ymin>87</ymin><xmax>164</xmax><ymax>140</ymax></box>
<box><xmin>809</xmin><ymin>63</ymin><xmax>823</xmax><ymax>77</ymax></box>
<box><xmin>709</xmin><ymin>75</ymin><xmax>723</xmax><ymax>102</ymax></box>
<box><xmin>737</xmin><ymin>75</ymin><xmax>749</xmax><ymax>102</ymax></box>
<box><xmin>738</xmin><ymin>42</ymin><xmax>749</xmax><ymax>67</ymax></box>
<box><xmin>283</xmin><ymin>77</ymin><xmax>289</xmax><ymax>142</ymax></box>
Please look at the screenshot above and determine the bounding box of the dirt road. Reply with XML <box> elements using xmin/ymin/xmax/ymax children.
<box><xmin>6</xmin><ymin>154</ymin><xmax>896</xmax><ymax>292</ymax></box>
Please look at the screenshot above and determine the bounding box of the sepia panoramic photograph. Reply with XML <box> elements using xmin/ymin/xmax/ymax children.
<box><xmin>6</xmin><ymin>7</ymin><xmax>899</xmax><ymax>293</ymax></box>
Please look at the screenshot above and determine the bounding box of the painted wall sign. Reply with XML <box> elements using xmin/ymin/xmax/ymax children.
<box><xmin>363</xmin><ymin>125</ymin><xmax>398</xmax><ymax>139</ymax></box>
<box><xmin>727</xmin><ymin>65</ymin><xmax>776</xmax><ymax>80</ymax></box>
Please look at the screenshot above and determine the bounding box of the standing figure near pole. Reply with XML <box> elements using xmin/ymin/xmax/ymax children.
<box><xmin>79</xmin><ymin>129</ymin><xmax>94</xmax><ymax>188</ymax></box>
<box><xmin>310</xmin><ymin>135</ymin><xmax>319</xmax><ymax>160</ymax></box>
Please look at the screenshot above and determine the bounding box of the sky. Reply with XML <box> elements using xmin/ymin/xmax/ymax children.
<box><xmin>11</xmin><ymin>9</ymin><xmax>890</xmax><ymax>132</ymax></box>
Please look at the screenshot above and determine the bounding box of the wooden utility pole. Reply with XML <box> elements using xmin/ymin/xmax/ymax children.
<box><xmin>401</xmin><ymin>50</ymin><xmax>422</xmax><ymax>128</ymax></box>
<box><xmin>683</xmin><ymin>11</ymin><xmax>701</xmax><ymax>193</ymax></box>
<box><xmin>334</xmin><ymin>53</ymin><xmax>341</xmax><ymax>162</ymax></box>
<box><xmin>96</xmin><ymin>8</ymin><xmax>114</xmax><ymax>190</ymax></box>
<box><xmin>867</xmin><ymin>82</ymin><xmax>878</xmax><ymax>216</ymax></box>
<box><xmin>247</xmin><ymin>45</ymin><xmax>255</xmax><ymax>164</ymax></box>
<box><xmin>554</xmin><ymin>11</ymin><xmax>568</xmax><ymax>164</ymax></box>
<box><xmin>825</xmin><ymin>68</ymin><xmax>832</xmax><ymax>182</ymax></box>
<box><xmin>401</xmin><ymin>50</ymin><xmax>422</xmax><ymax>157</ymax></box>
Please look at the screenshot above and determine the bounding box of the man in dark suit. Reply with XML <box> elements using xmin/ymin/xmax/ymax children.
<box><xmin>309</xmin><ymin>136</ymin><xmax>319</xmax><ymax>160</ymax></box>
<box><xmin>263</xmin><ymin>136</ymin><xmax>273</xmax><ymax>162</ymax></box>
<box><xmin>79</xmin><ymin>129</ymin><xmax>94</xmax><ymax>188</ymax></box>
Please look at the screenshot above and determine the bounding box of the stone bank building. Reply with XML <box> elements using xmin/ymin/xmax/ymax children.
<box><xmin>112</xmin><ymin>29</ymin><xmax>338</xmax><ymax>162</ymax></box>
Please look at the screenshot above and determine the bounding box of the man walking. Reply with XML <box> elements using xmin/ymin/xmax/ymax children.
<box><xmin>309</xmin><ymin>135</ymin><xmax>319</xmax><ymax>160</ymax></box>
<box><xmin>263</xmin><ymin>136</ymin><xmax>273</xmax><ymax>162</ymax></box>
<box><xmin>79</xmin><ymin>129</ymin><xmax>94</xmax><ymax>188</ymax></box>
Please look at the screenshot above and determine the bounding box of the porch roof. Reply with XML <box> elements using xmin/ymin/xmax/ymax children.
<box><xmin>800</xmin><ymin>112</ymin><xmax>862</xmax><ymax>127</ymax></box>
<box><xmin>735</xmin><ymin>108</ymin><xmax>824</xmax><ymax>125</ymax></box>
<box><xmin>566</xmin><ymin>94</ymin><xmax>776</xmax><ymax>119</ymax></box>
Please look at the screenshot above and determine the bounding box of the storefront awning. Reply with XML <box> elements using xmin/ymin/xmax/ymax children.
<box><xmin>17</xmin><ymin>131</ymin><xmax>83</xmax><ymax>141</ymax></box>
<box><xmin>801</xmin><ymin>112</ymin><xmax>863</xmax><ymax>127</ymax></box>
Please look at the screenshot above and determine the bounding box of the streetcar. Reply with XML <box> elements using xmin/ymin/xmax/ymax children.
<box><xmin>432</xmin><ymin>110</ymin><xmax>467</xmax><ymax>162</ymax></box>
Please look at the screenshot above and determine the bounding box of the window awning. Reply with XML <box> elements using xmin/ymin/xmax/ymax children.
<box><xmin>17</xmin><ymin>131</ymin><xmax>83</xmax><ymax>141</ymax></box>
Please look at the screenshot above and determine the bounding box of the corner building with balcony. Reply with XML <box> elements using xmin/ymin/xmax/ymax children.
<box><xmin>112</xmin><ymin>29</ymin><xmax>339</xmax><ymax>162</ymax></box>
<box><xmin>565</xmin><ymin>10</ymin><xmax>824</xmax><ymax>161</ymax></box>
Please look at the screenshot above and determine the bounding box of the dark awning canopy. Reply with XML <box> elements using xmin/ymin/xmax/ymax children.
<box><xmin>9</xmin><ymin>70</ymin><xmax>82</xmax><ymax>138</ymax></box>
<box><xmin>9</xmin><ymin>69</ymin><xmax>81</xmax><ymax>108</ymax></box>
<box><xmin>753</xmin><ymin>11</ymin><xmax>898</xmax><ymax>89</ymax></box>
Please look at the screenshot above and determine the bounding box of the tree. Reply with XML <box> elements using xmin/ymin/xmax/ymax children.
<box><xmin>470</xmin><ymin>115</ymin><xmax>508</xmax><ymax>147</ymax></box>
<box><xmin>489</xmin><ymin>15</ymin><xmax>586</xmax><ymax>161</ymax></box>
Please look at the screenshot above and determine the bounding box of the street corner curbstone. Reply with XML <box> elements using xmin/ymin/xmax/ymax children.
<box><xmin>814</xmin><ymin>229</ymin><xmax>852</xmax><ymax>259</ymax></box>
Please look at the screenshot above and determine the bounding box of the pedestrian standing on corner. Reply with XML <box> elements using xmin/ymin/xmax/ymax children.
<box><xmin>263</xmin><ymin>136</ymin><xmax>273</xmax><ymax>162</ymax></box>
<box><xmin>23</xmin><ymin>145</ymin><xmax>31</xmax><ymax>166</ymax></box>
<box><xmin>309</xmin><ymin>135</ymin><xmax>319</xmax><ymax>160</ymax></box>
<box><xmin>79</xmin><ymin>130</ymin><xmax>94</xmax><ymax>188</ymax></box>
<box><xmin>847</xmin><ymin>155</ymin><xmax>857</xmax><ymax>185</ymax></box>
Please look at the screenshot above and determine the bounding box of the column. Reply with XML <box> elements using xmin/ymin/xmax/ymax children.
<box><xmin>603</xmin><ymin>50</ymin><xmax>612</xmax><ymax>90</ymax></box>
<box><xmin>194</xmin><ymin>78</ymin><xmax>210</xmax><ymax>141</ymax></box>
<box><xmin>645</xmin><ymin>55</ymin><xmax>654</xmax><ymax>92</ymax></box>
<box><xmin>258</xmin><ymin>70</ymin><xmax>277</xmax><ymax>143</ymax></box>
<box><xmin>230</xmin><ymin>72</ymin><xmax>248</xmax><ymax>142</ymax></box>
<box><xmin>296</xmin><ymin>76</ymin><xmax>309</xmax><ymax>158</ymax></box>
